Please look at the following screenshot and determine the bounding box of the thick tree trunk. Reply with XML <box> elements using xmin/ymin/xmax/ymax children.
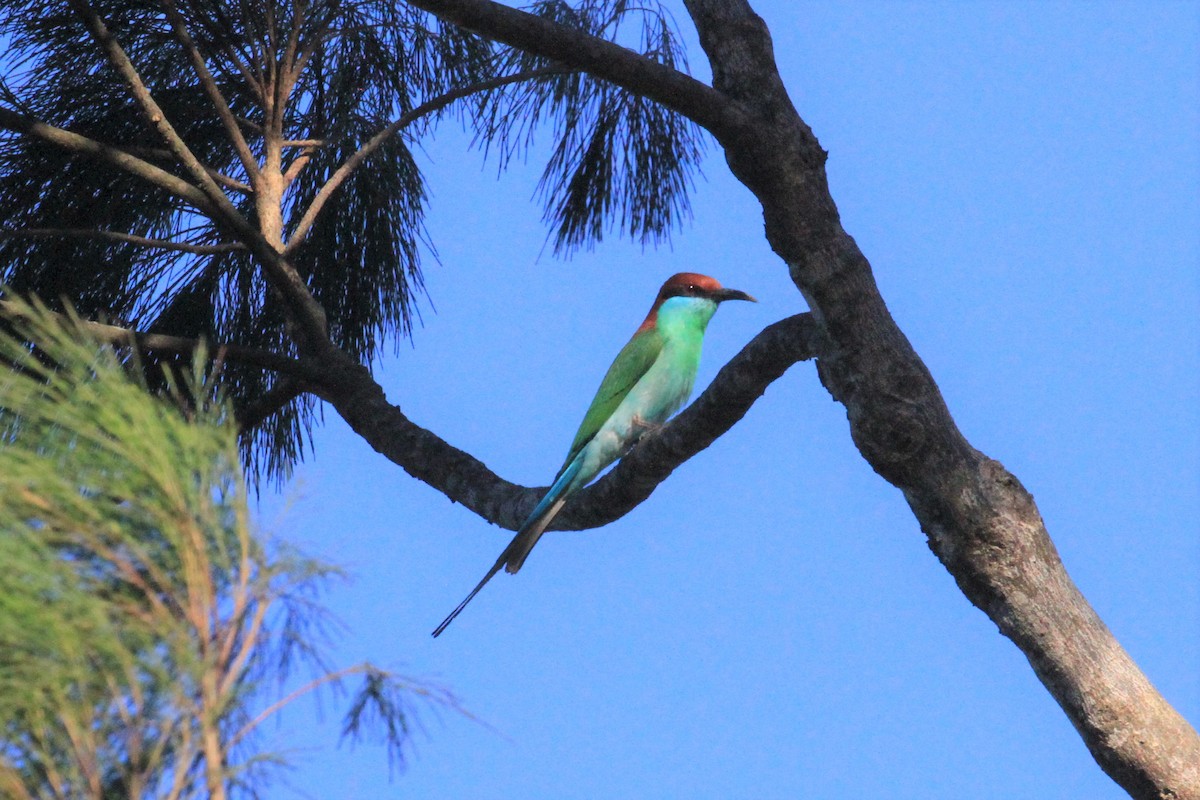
<box><xmin>405</xmin><ymin>0</ymin><xmax>1200</xmax><ymax>797</ymax></box>
<box><xmin>681</xmin><ymin>2</ymin><xmax>1200</xmax><ymax>796</ymax></box>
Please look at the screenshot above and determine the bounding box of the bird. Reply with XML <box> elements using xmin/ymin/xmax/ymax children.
<box><xmin>432</xmin><ymin>273</ymin><xmax>756</xmax><ymax>637</ymax></box>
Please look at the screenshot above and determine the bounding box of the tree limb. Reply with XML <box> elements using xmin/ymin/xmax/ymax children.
<box><xmin>311</xmin><ymin>312</ymin><xmax>818</xmax><ymax>531</ymax></box>
<box><xmin>404</xmin><ymin>0</ymin><xmax>746</xmax><ymax>139</ymax></box>
<box><xmin>0</xmin><ymin>300</ymin><xmax>321</xmax><ymax>382</ymax></box>
<box><xmin>159</xmin><ymin>0</ymin><xmax>261</xmax><ymax>182</ymax></box>
<box><xmin>284</xmin><ymin>66</ymin><xmax>569</xmax><ymax>255</ymax></box>
<box><xmin>0</xmin><ymin>228</ymin><xmax>244</xmax><ymax>255</ymax></box>
<box><xmin>678</xmin><ymin>3</ymin><xmax>1197</xmax><ymax>798</ymax></box>
<box><xmin>123</xmin><ymin>147</ymin><xmax>252</xmax><ymax>193</ymax></box>
<box><xmin>234</xmin><ymin>377</ymin><xmax>304</xmax><ymax>433</ymax></box>
<box><xmin>0</xmin><ymin>107</ymin><xmax>217</xmax><ymax>215</ymax></box>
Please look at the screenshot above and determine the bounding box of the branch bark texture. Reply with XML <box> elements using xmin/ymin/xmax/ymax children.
<box><xmin>310</xmin><ymin>312</ymin><xmax>818</xmax><ymax>532</ymax></box>
<box><xmin>405</xmin><ymin>0</ymin><xmax>1198</xmax><ymax>797</ymax></box>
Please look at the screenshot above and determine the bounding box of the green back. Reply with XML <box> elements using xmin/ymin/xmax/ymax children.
<box><xmin>558</xmin><ymin>327</ymin><xmax>664</xmax><ymax>475</ymax></box>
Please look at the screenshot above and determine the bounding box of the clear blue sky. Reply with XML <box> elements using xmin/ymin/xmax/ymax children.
<box><xmin>259</xmin><ymin>2</ymin><xmax>1199</xmax><ymax>797</ymax></box>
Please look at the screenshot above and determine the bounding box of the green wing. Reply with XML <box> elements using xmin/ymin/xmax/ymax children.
<box><xmin>558</xmin><ymin>328</ymin><xmax>664</xmax><ymax>474</ymax></box>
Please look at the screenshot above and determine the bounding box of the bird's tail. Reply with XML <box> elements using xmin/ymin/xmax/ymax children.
<box><xmin>431</xmin><ymin>556</ymin><xmax>505</xmax><ymax>638</ymax></box>
<box><xmin>430</xmin><ymin>457</ymin><xmax>582</xmax><ymax>637</ymax></box>
<box><xmin>503</xmin><ymin>456</ymin><xmax>582</xmax><ymax>574</ymax></box>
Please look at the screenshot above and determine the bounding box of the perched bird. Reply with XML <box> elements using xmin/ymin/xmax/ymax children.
<box><xmin>432</xmin><ymin>273</ymin><xmax>756</xmax><ymax>637</ymax></box>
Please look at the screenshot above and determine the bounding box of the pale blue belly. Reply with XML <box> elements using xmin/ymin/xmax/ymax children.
<box><xmin>570</xmin><ymin>344</ymin><xmax>698</xmax><ymax>491</ymax></box>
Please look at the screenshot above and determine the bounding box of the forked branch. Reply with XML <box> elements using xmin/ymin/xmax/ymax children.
<box><xmin>159</xmin><ymin>0</ymin><xmax>261</xmax><ymax>181</ymax></box>
<box><xmin>406</xmin><ymin>1</ymin><xmax>1198</xmax><ymax>797</ymax></box>
<box><xmin>284</xmin><ymin>66</ymin><xmax>567</xmax><ymax>254</ymax></box>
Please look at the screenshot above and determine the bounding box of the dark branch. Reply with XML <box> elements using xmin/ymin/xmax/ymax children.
<box><xmin>235</xmin><ymin>378</ymin><xmax>304</xmax><ymax>433</ymax></box>
<box><xmin>0</xmin><ymin>228</ymin><xmax>245</xmax><ymax>255</ymax></box>
<box><xmin>311</xmin><ymin>313</ymin><xmax>818</xmax><ymax>531</ymax></box>
<box><xmin>0</xmin><ymin>300</ymin><xmax>321</xmax><ymax>381</ymax></box>
<box><xmin>679</xmin><ymin>2</ymin><xmax>1200</xmax><ymax>797</ymax></box>
<box><xmin>561</xmin><ymin>313</ymin><xmax>819</xmax><ymax>529</ymax></box>
<box><xmin>403</xmin><ymin>1</ymin><xmax>1200</xmax><ymax>794</ymax></box>
<box><xmin>0</xmin><ymin>106</ymin><xmax>217</xmax><ymax>214</ymax></box>
<box><xmin>404</xmin><ymin>0</ymin><xmax>747</xmax><ymax>139</ymax></box>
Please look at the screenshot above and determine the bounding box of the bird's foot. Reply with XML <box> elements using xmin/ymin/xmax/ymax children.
<box><xmin>630</xmin><ymin>415</ymin><xmax>663</xmax><ymax>439</ymax></box>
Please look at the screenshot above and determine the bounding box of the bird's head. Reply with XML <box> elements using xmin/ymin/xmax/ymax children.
<box><xmin>654</xmin><ymin>273</ymin><xmax>757</xmax><ymax>306</ymax></box>
<box><xmin>638</xmin><ymin>273</ymin><xmax>757</xmax><ymax>333</ymax></box>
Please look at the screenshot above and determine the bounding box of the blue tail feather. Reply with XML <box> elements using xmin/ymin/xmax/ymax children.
<box><xmin>526</xmin><ymin>455</ymin><xmax>584</xmax><ymax>529</ymax></box>
<box><xmin>431</xmin><ymin>454</ymin><xmax>585</xmax><ymax>637</ymax></box>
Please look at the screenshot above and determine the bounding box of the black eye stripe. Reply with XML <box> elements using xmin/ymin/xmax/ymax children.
<box><xmin>664</xmin><ymin>284</ymin><xmax>705</xmax><ymax>299</ymax></box>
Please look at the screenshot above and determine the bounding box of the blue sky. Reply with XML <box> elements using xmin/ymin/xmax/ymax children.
<box><xmin>259</xmin><ymin>2</ymin><xmax>1199</xmax><ymax>797</ymax></box>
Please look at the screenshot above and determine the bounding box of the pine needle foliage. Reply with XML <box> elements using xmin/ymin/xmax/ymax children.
<box><xmin>0</xmin><ymin>295</ymin><xmax>466</xmax><ymax>800</ymax></box>
<box><xmin>0</xmin><ymin>0</ymin><xmax>702</xmax><ymax>482</ymax></box>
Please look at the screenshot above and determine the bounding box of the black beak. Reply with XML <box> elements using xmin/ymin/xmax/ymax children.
<box><xmin>714</xmin><ymin>288</ymin><xmax>757</xmax><ymax>303</ymax></box>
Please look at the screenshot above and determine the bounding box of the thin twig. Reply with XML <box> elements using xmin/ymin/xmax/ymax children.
<box><xmin>235</xmin><ymin>116</ymin><xmax>264</xmax><ymax>134</ymax></box>
<box><xmin>124</xmin><ymin>146</ymin><xmax>253</xmax><ymax>193</ymax></box>
<box><xmin>281</xmin><ymin>148</ymin><xmax>315</xmax><ymax>185</ymax></box>
<box><xmin>159</xmin><ymin>0</ymin><xmax>261</xmax><ymax>181</ymax></box>
<box><xmin>235</xmin><ymin>377</ymin><xmax>305</xmax><ymax>431</ymax></box>
<box><xmin>0</xmin><ymin>300</ymin><xmax>323</xmax><ymax>381</ymax></box>
<box><xmin>0</xmin><ymin>227</ymin><xmax>245</xmax><ymax>255</ymax></box>
<box><xmin>284</xmin><ymin>66</ymin><xmax>567</xmax><ymax>254</ymax></box>
<box><xmin>229</xmin><ymin>665</ymin><xmax>373</xmax><ymax>749</ymax></box>
<box><xmin>217</xmin><ymin>600</ymin><xmax>268</xmax><ymax>699</ymax></box>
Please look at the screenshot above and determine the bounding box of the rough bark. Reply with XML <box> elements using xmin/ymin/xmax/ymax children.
<box><xmin>310</xmin><ymin>312</ymin><xmax>818</xmax><ymax>531</ymax></box>
<box><xmin>402</xmin><ymin>0</ymin><xmax>1199</xmax><ymax>797</ymax></box>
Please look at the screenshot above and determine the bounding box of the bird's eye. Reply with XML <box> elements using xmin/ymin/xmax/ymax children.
<box><xmin>686</xmin><ymin>284</ymin><xmax>699</xmax><ymax>294</ymax></box>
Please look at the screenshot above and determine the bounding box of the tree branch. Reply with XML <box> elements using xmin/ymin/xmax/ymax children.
<box><xmin>0</xmin><ymin>300</ymin><xmax>322</xmax><ymax>382</ymax></box>
<box><xmin>65</xmin><ymin>0</ymin><xmax>332</xmax><ymax>350</ymax></box>
<box><xmin>311</xmin><ymin>313</ymin><xmax>818</xmax><ymax>531</ymax></box>
<box><xmin>234</xmin><ymin>377</ymin><xmax>304</xmax><ymax>433</ymax></box>
<box><xmin>403</xmin><ymin>0</ymin><xmax>1199</xmax><ymax>795</ymax></box>
<box><xmin>283</xmin><ymin>66</ymin><xmax>568</xmax><ymax>255</ymax></box>
<box><xmin>159</xmin><ymin>0</ymin><xmax>261</xmax><ymax>182</ymax></box>
<box><xmin>684</xmin><ymin>2</ymin><xmax>1198</xmax><ymax>797</ymax></box>
<box><xmin>0</xmin><ymin>228</ymin><xmax>244</xmax><ymax>255</ymax></box>
<box><xmin>0</xmin><ymin>107</ymin><xmax>217</xmax><ymax>214</ymax></box>
<box><xmin>404</xmin><ymin>0</ymin><xmax>746</xmax><ymax>139</ymax></box>
<box><xmin>124</xmin><ymin>145</ymin><xmax>252</xmax><ymax>194</ymax></box>
<box><xmin>281</xmin><ymin>147</ymin><xmax>316</xmax><ymax>186</ymax></box>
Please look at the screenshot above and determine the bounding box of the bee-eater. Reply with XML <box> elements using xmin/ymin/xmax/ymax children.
<box><xmin>432</xmin><ymin>273</ymin><xmax>756</xmax><ymax>637</ymax></box>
